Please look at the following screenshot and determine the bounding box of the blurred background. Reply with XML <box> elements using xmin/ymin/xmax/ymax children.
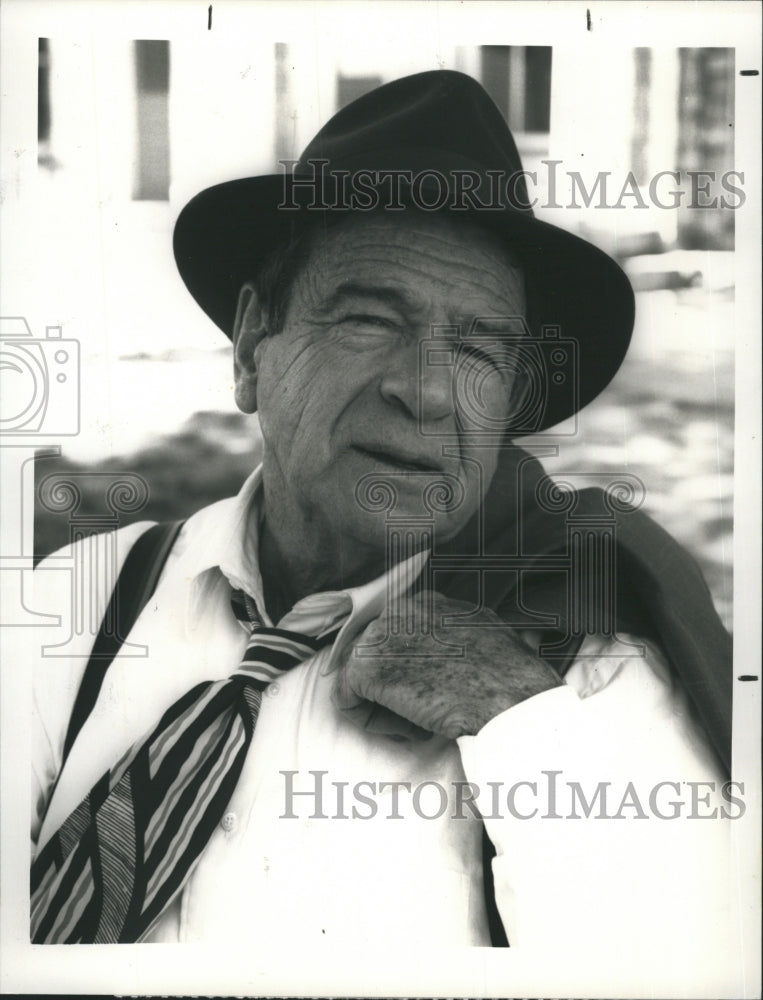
<box><xmin>29</xmin><ymin>36</ymin><xmax>734</xmax><ymax>629</ymax></box>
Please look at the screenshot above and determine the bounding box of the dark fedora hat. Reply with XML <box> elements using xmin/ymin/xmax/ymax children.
<box><xmin>173</xmin><ymin>70</ymin><xmax>634</xmax><ymax>431</ymax></box>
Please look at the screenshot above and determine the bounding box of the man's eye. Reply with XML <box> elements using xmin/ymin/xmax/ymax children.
<box><xmin>341</xmin><ymin>313</ymin><xmax>394</xmax><ymax>328</ymax></box>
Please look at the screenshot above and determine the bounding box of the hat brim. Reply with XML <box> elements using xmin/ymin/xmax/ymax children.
<box><xmin>173</xmin><ymin>175</ymin><xmax>634</xmax><ymax>432</ymax></box>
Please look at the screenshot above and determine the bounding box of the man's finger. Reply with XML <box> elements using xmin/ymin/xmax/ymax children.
<box><xmin>331</xmin><ymin>678</ymin><xmax>432</xmax><ymax>741</ymax></box>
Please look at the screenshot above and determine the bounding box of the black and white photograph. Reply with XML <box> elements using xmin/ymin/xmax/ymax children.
<box><xmin>0</xmin><ymin>1</ymin><xmax>760</xmax><ymax>996</ymax></box>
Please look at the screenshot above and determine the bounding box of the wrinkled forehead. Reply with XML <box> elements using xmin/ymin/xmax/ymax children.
<box><xmin>295</xmin><ymin>210</ymin><xmax>527</xmax><ymax>317</ymax></box>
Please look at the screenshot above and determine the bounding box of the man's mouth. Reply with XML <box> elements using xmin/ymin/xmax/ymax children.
<box><xmin>354</xmin><ymin>445</ymin><xmax>443</xmax><ymax>474</ymax></box>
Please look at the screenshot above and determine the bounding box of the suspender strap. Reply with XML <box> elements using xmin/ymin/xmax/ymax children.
<box><xmin>482</xmin><ymin>826</ymin><xmax>509</xmax><ymax>947</ymax></box>
<box><xmin>61</xmin><ymin>520</ymin><xmax>185</xmax><ymax>766</ymax></box>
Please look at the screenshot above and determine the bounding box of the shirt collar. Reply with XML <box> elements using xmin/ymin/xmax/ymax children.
<box><xmin>179</xmin><ymin>465</ymin><xmax>428</xmax><ymax>666</ymax></box>
<box><xmin>178</xmin><ymin>465</ymin><xmax>267</xmax><ymax>619</ymax></box>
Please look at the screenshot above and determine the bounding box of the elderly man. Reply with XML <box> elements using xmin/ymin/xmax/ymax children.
<box><xmin>29</xmin><ymin>72</ymin><xmax>733</xmax><ymax>964</ymax></box>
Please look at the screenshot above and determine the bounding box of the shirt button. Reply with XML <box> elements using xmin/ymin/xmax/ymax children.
<box><xmin>267</xmin><ymin>682</ymin><xmax>280</xmax><ymax>697</ymax></box>
<box><xmin>220</xmin><ymin>811</ymin><xmax>237</xmax><ymax>833</ymax></box>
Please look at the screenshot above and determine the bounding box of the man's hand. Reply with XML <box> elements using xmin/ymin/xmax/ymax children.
<box><xmin>333</xmin><ymin>590</ymin><xmax>563</xmax><ymax>740</ymax></box>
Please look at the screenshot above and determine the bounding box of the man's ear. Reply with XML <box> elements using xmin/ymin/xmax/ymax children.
<box><xmin>232</xmin><ymin>282</ymin><xmax>268</xmax><ymax>413</ymax></box>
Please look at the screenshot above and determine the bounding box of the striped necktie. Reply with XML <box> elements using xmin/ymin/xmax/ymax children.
<box><xmin>30</xmin><ymin>587</ymin><xmax>340</xmax><ymax>944</ymax></box>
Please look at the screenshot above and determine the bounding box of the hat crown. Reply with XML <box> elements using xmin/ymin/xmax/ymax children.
<box><xmin>296</xmin><ymin>70</ymin><xmax>532</xmax><ymax>210</ymax></box>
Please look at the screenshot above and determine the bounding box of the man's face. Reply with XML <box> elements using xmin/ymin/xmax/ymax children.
<box><xmin>240</xmin><ymin>212</ymin><xmax>526</xmax><ymax>553</ymax></box>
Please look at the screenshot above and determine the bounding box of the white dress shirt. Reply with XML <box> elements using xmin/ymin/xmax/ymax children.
<box><xmin>29</xmin><ymin>466</ymin><xmax>735</xmax><ymax>967</ymax></box>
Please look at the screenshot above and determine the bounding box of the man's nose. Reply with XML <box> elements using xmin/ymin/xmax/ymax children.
<box><xmin>379</xmin><ymin>340</ymin><xmax>454</xmax><ymax>423</ymax></box>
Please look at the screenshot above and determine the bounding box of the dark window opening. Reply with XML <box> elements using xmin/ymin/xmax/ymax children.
<box><xmin>38</xmin><ymin>38</ymin><xmax>51</xmax><ymax>145</ymax></box>
<box><xmin>480</xmin><ymin>46</ymin><xmax>510</xmax><ymax>121</ymax></box>
<box><xmin>133</xmin><ymin>40</ymin><xmax>170</xmax><ymax>201</ymax></box>
<box><xmin>677</xmin><ymin>47</ymin><xmax>734</xmax><ymax>250</ymax></box>
<box><xmin>631</xmin><ymin>48</ymin><xmax>652</xmax><ymax>184</ymax></box>
<box><xmin>337</xmin><ymin>75</ymin><xmax>383</xmax><ymax>111</ymax></box>
<box><xmin>480</xmin><ymin>46</ymin><xmax>552</xmax><ymax>134</ymax></box>
<box><xmin>524</xmin><ymin>46</ymin><xmax>552</xmax><ymax>133</ymax></box>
